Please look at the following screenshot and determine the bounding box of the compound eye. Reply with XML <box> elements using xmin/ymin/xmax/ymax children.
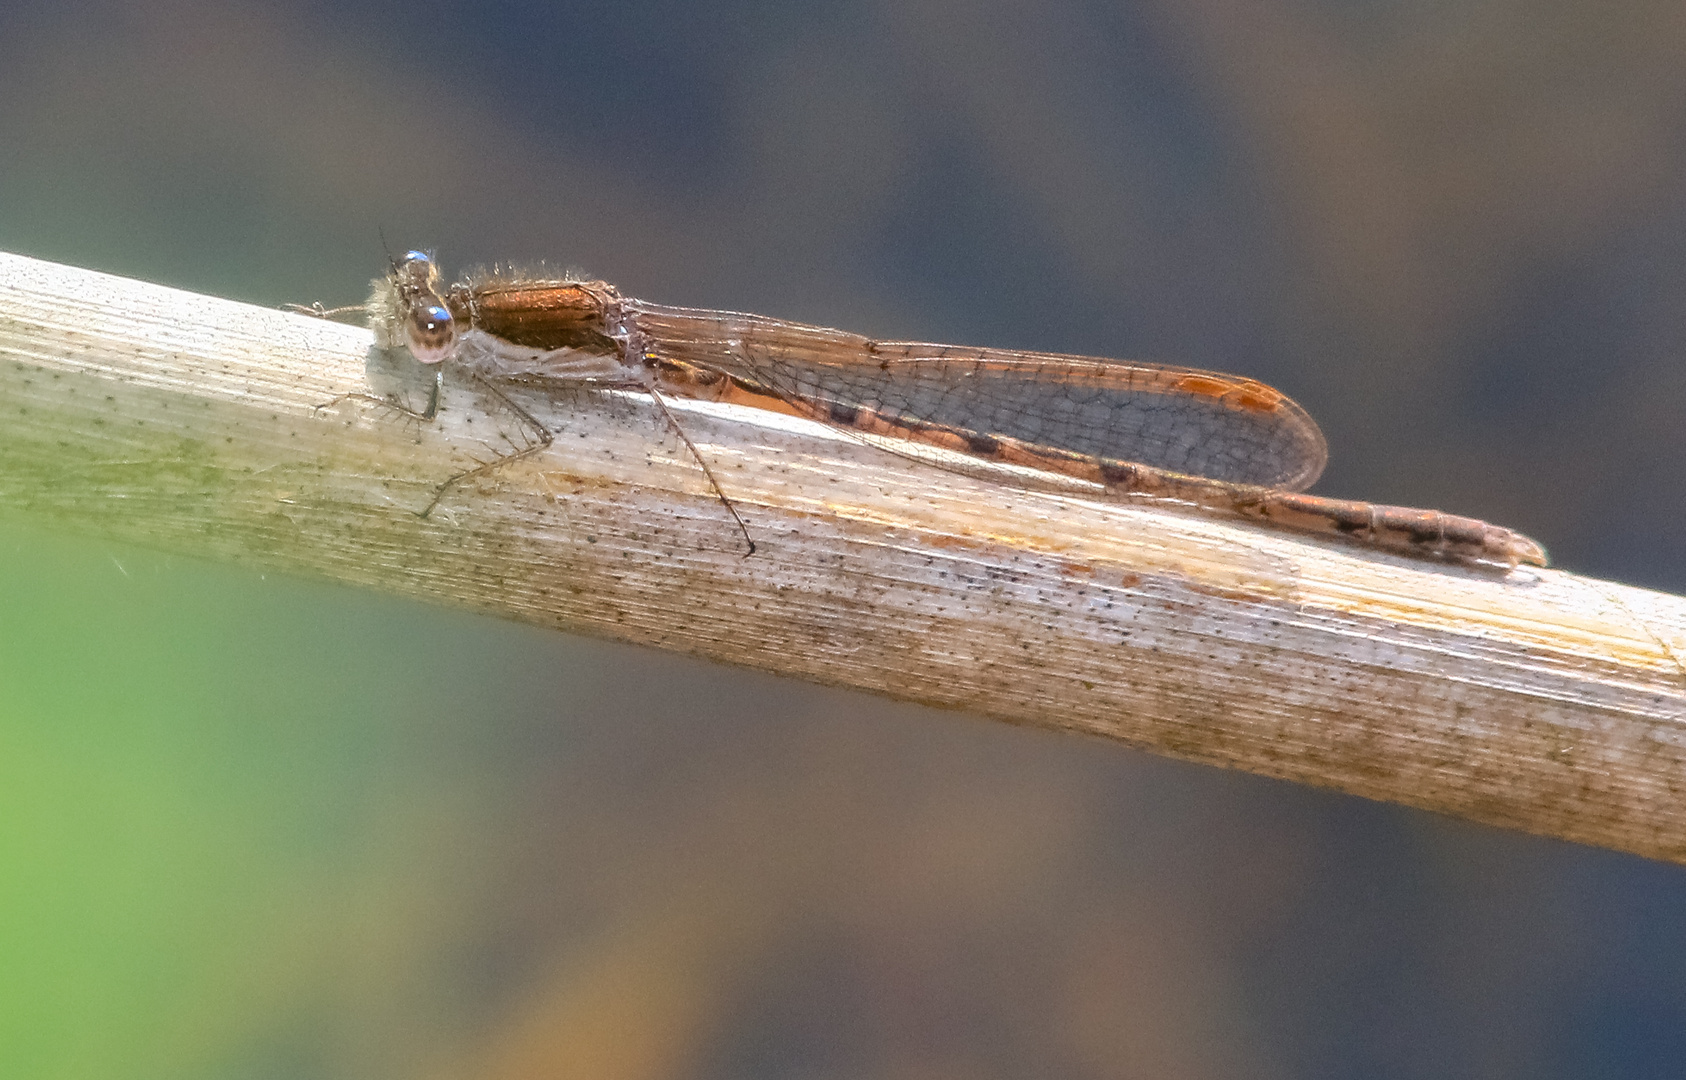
<box><xmin>405</xmin><ymin>303</ymin><xmax>456</xmax><ymax>364</ymax></box>
<box><xmin>395</xmin><ymin>251</ymin><xmax>439</xmax><ymax>288</ymax></box>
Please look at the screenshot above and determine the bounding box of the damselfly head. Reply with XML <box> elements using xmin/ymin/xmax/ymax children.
<box><xmin>390</xmin><ymin>251</ymin><xmax>457</xmax><ymax>364</ymax></box>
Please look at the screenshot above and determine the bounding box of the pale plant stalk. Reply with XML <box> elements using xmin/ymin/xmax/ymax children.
<box><xmin>3</xmin><ymin>251</ymin><xmax>1684</xmax><ymax>862</ymax></box>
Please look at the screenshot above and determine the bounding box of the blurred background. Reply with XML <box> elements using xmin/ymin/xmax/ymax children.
<box><xmin>3</xmin><ymin>0</ymin><xmax>1685</xmax><ymax>1075</ymax></box>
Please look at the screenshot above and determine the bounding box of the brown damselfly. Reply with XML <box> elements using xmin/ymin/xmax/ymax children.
<box><xmin>302</xmin><ymin>251</ymin><xmax>1547</xmax><ymax>568</ymax></box>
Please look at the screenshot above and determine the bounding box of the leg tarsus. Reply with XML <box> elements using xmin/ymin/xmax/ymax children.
<box><xmin>283</xmin><ymin>301</ymin><xmax>367</xmax><ymax>321</ymax></box>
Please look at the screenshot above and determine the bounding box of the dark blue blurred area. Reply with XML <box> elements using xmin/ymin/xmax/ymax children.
<box><xmin>3</xmin><ymin>1</ymin><xmax>1685</xmax><ymax>1076</ymax></box>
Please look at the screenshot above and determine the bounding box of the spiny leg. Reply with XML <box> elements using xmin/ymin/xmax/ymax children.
<box><xmin>646</xmin><ymin>387</ymin><xmax>757</xmax><ymax>556</ymax></box>
<box><xmin>418</xmin><ymin>372</ymin><xmax>554</xmax><ymax>518</ymax></box>
<box><xmin>315</xmin><ymin>368</ymin><xmax>443</xmax><ymax>423</ymax></box>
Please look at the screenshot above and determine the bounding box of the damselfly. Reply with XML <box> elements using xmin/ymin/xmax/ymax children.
<box><xmin>309</xmin><ymin>251</ymin><xmax>1547</xmax><ymax>568</ymax></box>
